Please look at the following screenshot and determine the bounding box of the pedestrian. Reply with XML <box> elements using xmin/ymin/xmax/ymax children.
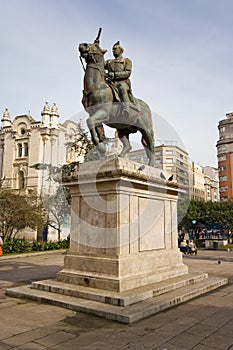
<box><xmin>189</xmin><ymin>240</ymin><xmax>197</xmax><ymax>255</ymax></box>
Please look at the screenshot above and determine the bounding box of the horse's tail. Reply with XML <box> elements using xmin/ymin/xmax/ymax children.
<box><xmin>137</xmin><ymin>98</ymin><xmax>155</xmax><ymax>145</ymax></box>
<box><xmin>137</xmin><ymin>99</ymin><xmax>153</xmax><ymax>126</ymax></box>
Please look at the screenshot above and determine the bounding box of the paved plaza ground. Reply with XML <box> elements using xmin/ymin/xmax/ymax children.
<box><xmin>1</xmin><ymin>250</ymin><xmax>233</xmax><ymax>350</ymax></box>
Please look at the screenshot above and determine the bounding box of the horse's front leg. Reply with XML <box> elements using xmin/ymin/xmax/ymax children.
<box><xmin>86</xmin><ymin>120</ymin><xmax>99</xmax><ymax>146</ymax></box>
<box><xmin>95</xmin><ymin>124</ymin><xmax>107</xmax><ymax>155</ymax></box>
<box><xmin>86</xmin><ymin>124</ymin><xmax>106</xmax><ymax>155</ymax></box>
<box><xmin>86</xmin><ymin>108</ymin><xmax>109</xmax><ymax>154</ymax></box>
<box><xmin>117</xmin><ymin>129</ymin><xmax>132</xmax><ymax>157</ymax></box>
<box><xmin>86</xmin><ymin>122</ymin><xmax>106</xmax><ymax>154</ymax></box>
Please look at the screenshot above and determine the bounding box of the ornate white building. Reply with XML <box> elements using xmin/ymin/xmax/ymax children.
<box><xmin>202</xmin><ymin>166</ymin><xmax>219</xmax><ymax>202</ymax></box>
<box><xmin>0</xmin><ymin>102</ymin><xmax>81</xmax><ymax>240</ymax></box>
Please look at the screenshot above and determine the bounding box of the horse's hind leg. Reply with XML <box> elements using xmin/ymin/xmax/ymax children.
<box><xmin>96</xmin><ymin>124</ymin><xmax>105</xmax><ymax>142</ymax></box>
<box><xmin>117</xmin><ymin>129</ymin><xmax>132</xmax><ymax>158</ymax></box>
<box><xmin>140</xmin><ymin>129</ymin><xmax>155</xmax><ymax>166</ymax></box>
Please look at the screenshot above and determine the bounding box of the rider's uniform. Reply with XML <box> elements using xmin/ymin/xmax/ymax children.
<box><xmin>104</xmin><ymin>57</ymin><xmax>132</xmax><ymax>106</ymax></box>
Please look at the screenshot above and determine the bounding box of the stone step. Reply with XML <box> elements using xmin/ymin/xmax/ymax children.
<box><xmin>30</xmin><ymin>272</ymin><xmax>208</xmax><ymax>307</ymax></box>
<box><xmin>6</xmin><ymin>275</ymin><xmax>227</xmax><ymax>324</ymax></box>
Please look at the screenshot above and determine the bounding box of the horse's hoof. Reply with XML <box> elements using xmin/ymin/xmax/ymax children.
<box><xmin>119</xmin><ymin>146</ymin><xmax>132</xmax><ymax>158</ymax></box>
<box><xmin>96</xmin><ymin>143</ymin><xmax>106</xmax><ymax>155</ymax></box>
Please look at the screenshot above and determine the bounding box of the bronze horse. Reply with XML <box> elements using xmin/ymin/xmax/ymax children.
<box><xmin>79</xmin><ymin>32</ymin><xmax>155</xmax><ymax>166</ymax></box>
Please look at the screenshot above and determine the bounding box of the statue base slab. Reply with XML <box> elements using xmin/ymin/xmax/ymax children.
<box><xmin>6</xmin><ymin>273</ymin><xmax>227</xmax><ymax>323</ymax></box>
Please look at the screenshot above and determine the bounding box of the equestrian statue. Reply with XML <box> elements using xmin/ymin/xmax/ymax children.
<box><xmin>78</xmin><ymin>28</ymin><xmax>155</xmax><ymax>166</ymax></box>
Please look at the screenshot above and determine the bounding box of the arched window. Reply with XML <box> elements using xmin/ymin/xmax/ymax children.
<box><xmin>18</xmin><ymin>171</ymin><xmax>25</xmax><ymax>189</ymax></box>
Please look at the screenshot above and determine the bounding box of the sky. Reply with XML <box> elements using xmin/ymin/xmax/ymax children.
<box><xmin>1</xmin><ymin>0</ymin><xmax>233</xmax><ymax>167</ymax></box>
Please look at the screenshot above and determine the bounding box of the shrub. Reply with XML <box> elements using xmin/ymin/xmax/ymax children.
<box><xmin>1</xmin><ymin>238</ymin><xmax>69</xmax><ymax>255</ymax></box>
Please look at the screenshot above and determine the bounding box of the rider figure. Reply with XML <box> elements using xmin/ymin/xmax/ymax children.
<box><xmin>105</xmin><ymin>41</ymin><xmax>134</xmax><ymax>119</ymax></box>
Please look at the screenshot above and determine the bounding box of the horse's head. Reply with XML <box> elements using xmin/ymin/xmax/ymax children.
<box><xmin>79</xmin><ymin>42</ymin><xmax>107</xmax><ymax>63</ymax></box>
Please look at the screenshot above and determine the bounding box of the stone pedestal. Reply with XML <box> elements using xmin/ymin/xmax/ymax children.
<box><xmin>7</xmin><ymin>157</ymin><xmax>228</xmax><ymax>323</ymax></box>
<box><xmin>58</xmin><ymin>157</ymin><xmax>188</xmax><ymax>292</ymax></box>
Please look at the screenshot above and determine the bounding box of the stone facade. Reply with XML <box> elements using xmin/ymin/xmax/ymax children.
<box><xmin>202</xmin><ymin>166</ymin><xmax>219</xmax><ymax>202</ymax></box>
<box><xmin>0</xmin><ymin>103</ymin><xmax>81</xmax><ymax>240</ymax></box>
<box><xmin>191</xmin><ymin>162</ymin><xmax>205</xmax><ymax>201</ymax></box>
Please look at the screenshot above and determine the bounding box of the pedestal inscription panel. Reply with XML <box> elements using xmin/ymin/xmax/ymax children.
<box><xmin>139</xmin><ymin>197</ymin><xmax>165</xmax><ymax>251</ymax></box>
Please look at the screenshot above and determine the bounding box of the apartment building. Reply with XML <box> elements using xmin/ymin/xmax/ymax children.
<box><xmin>128</xmin><ymin>144</ymin><xmax>191</xmax><ymax>199</ymax></box>
<box><xmin>216</xmin><ymin>112</ymin><xmax>233</xmax><ymax>201</ymax></box>
<box><xmin>202</xmin><ymin>166</ymin><xmax>219</xmax><ymax>202</ymax></box>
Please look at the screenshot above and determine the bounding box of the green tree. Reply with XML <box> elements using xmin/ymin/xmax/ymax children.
<box><xmin>42</xmin><ymin>186</ymin><xmax>70</xmax><ymax>241</ymax></box>
<box><xmin>0</xmin><ymin>190</ymin><xmax>45</xmax><ymax>240</ymax></box>
<box><xmin>71</xmin><ymin>123</ymin><xmax>96</xmax><ymax>162</ymax></box>
<box><xmin>179</xmin><ymin>200</ymin><xmax>233</xmax><ymax>230</ymax></box>
<box><xmin>178</xmin><ymin>200</ymin><xmax>204</xmax><ymax>229</ymax></box>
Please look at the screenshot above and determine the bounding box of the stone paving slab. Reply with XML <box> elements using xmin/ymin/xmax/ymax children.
<box><xmin>184</xmin><ymin>249</ymin><xmax>233</xmax><ymax>262</ymax></box>
<box><xmin>1</xmin><ymin>251</ymin><xmax>233</xmax><ymax>349</ymax></box>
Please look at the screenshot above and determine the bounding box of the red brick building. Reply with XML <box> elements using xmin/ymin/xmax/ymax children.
<box><xmin>216</xmin><ymin>113</ymin><xmax>233</xmax><ymax>201</ymax></box>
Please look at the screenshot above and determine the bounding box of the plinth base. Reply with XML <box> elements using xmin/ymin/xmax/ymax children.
<box><xmin>57</xmin><ymin>250</ymin><xmax>188</xmax><ymax>292</ymax></box>
<box><xmin>6</xmin><ymin>272</ymin><xmax>228</xmax><ymax>323</ymax></box>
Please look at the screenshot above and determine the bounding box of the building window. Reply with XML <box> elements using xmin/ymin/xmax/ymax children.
<box><xmin>18</xmin><ymin>143</ymin><xmax>23</xmax><ymax>157</ymax></box>
<box><xmin>219</xmin><ymin>165</ymin><xmax>227</xmax><ymax>172</ymax></box>
<box><xmin>218</xmin><ymin>155</ymin><xmax>226</xmax><ymax>161</ymax></box>
<box><xmin>16</xmin><ymin>143</ymin><xmax>28</xmax><ymax>158</ymax></box>
<box><xmin>166</xmin><ymin>150</ymin><xmax>173</xmax><ymax>155</ymax></box>
<box><xmin>219</xmin><ymin>186</ymin><xmax>228</xmax><ymax>192</ymax></box>
<box><xmin>218</xmin><ymin>145</ymin><xmax>226</xmax><ymax>153</ymax></box>
<box><xmin>219</xmin><ymin>176</ymin><xmax>227</xmax><ymax>182</ymax></box>
<box><xmin>18</xmin><ymin>123</ymin><xmax>27</xmax><ymax>136</ymax></box>
<box><xmin>220</xmin><ymin>126</ymin><xmax>226</xmax><ymax>133</ymax></box>
<box><xmin>20</xmin><ymin>127</ymin><xmax>26</xmax><ymax>136</ymax></box>
<box><xmin>155</xmin><ymin>151</ymin><xmax>162</xmax><ymax>156</ymax></box>
<box><xmin>24</xmin><ymin>143</ymin><xmax>29</xmax><ymax>157</ymax></box>
<box><xmin>18</xmin><ymin>171</ymin><xmax>25</xmax><ymax>189</ymax></box>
